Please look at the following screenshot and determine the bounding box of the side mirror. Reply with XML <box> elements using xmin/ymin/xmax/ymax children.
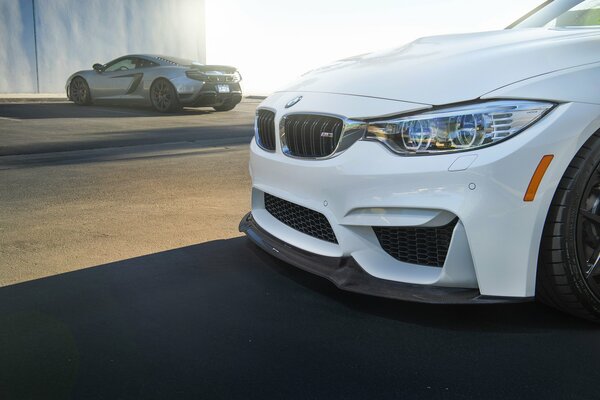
<box><xmin>92</xmin><ymin>63</ymin><xmax>104</xmax><ymax>72</ymax></box>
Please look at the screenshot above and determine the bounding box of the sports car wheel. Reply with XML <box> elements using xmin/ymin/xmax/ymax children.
<box><xmin>70</xmin><ymin>77</ymin><xmax>91</xmax><ymax>105</ymax></box>
<box><xmin>538</xmin><ymin>131</ymin><xmax>600</xmax><ymax>322</ymax></box>
<box><xmin>150</xmin><ymin>79</ymin><xmax>180</xmax><ymax>113</ymax></box>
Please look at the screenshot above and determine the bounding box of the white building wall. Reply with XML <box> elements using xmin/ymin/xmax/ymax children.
<box><xmin>0</xmin><ymin>0</ymin><xmax>37</xmax><ymax>92</ymax></box>
<box><xmin>0</xmin><ymin>0</ymin><xmax>206</xmax><ymax>93</ymax></box>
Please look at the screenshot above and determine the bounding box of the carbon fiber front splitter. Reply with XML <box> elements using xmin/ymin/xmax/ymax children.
<box><xmin>239</xmin><ymin>212</ymin><xmax>533</xmax><ymax>305</ymax></box>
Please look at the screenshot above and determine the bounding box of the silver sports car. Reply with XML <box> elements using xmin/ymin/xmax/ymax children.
<box><xmin>66</xmin><ymin>54</ymin><xmax>242</xmax><ymax>112</ymax></box>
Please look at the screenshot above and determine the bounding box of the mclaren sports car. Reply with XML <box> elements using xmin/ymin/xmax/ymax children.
<box><xmin>66</xmin><ymin>54</ymin><xmax>242</xmax><ymax>112</ymax></box>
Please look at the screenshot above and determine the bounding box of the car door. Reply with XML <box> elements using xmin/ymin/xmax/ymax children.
<box><xmin>92</xmin><ymin>57</ymin><xmax>141</xmax><ymax>100</ymax></box>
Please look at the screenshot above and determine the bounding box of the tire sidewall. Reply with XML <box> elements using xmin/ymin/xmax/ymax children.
<box><xmin>150</xmin><ymin>79</ymin><xmax>179</xmax><ymax>113</ymax></box>
<box><xmin>70</xmin><ymin>77</ymin><xmax>91</xmax><ymax>105</ymax></box>
<box><xmin>560</xmin><ymin>138</ymin><xmax>600</xmax><ymax>313</ymax></box>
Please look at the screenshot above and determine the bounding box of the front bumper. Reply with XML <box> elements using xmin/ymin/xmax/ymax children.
<box><xmin>240</xmin><ymin>212</ymin><xmax>526</xmax><ymax>304</ymax></box>
<box><xmin>244</xmin><ymin>91</ymin><xmax>600</xmax><ymax>299</ymax></box>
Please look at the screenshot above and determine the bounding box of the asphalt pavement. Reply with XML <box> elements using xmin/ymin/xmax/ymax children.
<box><xmin>0</xmin><ymin>101</ymin><xmax>256</xmax><ymax>286</ymax></box>
<box><xmin>0</xmin><ymin>101</ymin><xmax>599</xmax><ymax>399</ymax></box>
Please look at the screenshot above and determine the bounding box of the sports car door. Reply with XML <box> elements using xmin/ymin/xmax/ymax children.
<box><xmin>92</xmin><ymin>57</ymin><xmax>143</xmax><ymax>100</ymax></box>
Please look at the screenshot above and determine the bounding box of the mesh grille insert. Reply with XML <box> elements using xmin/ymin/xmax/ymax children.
<box><xmin>282</xmin><ymin>114</ymin><xmax>344</xmax><ymax>158</ymax></box>
<box><xmin>264</xmin><ymin>193</ymin><xmax>337</xmax><ymax>244</ymax></box>
<box><xmin>256</xmin><ymin>110</ymin><xmax>276</xmax><ymax>151</ymax></box>
<box><xmin>373</xmin><ymin>219</ymin><xmax>458</xmax><ymax>267</ymax></box>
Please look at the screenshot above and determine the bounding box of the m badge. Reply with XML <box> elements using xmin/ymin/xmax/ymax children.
<box><xmin>320</xmin><ymin>131</ymin><xmax>334</xmax><ymax>138</ymax></box>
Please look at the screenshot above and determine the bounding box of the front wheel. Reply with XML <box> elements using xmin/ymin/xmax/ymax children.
<box><xmin>538</xmin><ymin>130</ymin><xmax>600</xmax><ymax>322</ymax></box>
<box><xmin>150</xmin><ymin>79</ymin><xmax>180</xmax><ymax>113</ymax></box>
<box><xmin>70</xmin><ymin>77</ymin><xmax>91</xmax><ymax>105</ymax></box>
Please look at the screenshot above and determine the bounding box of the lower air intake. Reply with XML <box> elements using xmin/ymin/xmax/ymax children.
<box><xmin>264</xmin><ymin>193</ymin><xmax>338</xmax><ymax>244</ymax></box>
<box><xmin>373</xmin><ymin>219</ymin><xmax>458</xmax><ymax>267</ymax></box>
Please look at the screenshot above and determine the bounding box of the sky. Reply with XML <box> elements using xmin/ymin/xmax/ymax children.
<box><xmin>205</xmin><ymin>0</ymin><xmax>543</xmax><ymax>95</ymax></box>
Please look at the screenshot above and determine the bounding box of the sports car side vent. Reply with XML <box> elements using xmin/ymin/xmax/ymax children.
<box><xmin>256</xmin><ymin>110</ymin><xmax>276</xmax><ymax>151</ymax></box>
<box><xmin>281</xmin><ymin>114</ymin><xmax>344</xmax><ymax>158</ymax></box>
<box><xmin>264</xmin><ymin>193</ymin><xmax>338</xmax><ymax>244</ymax></box>
<box><xmin>373</xmin><ymin>219</ymin><xmax>458</xmax><ymax>267</ymax></box>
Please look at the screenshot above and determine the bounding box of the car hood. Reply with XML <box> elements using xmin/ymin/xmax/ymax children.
<box><xmin>281</xmin><ymin>28</ymin><xmax>600</xmax><ymax>105</ymax></box>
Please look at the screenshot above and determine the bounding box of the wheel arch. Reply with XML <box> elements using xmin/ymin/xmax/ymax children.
<box><xmin>466</xmin><ymin>102</ymin><xmax>600</xmax><ymax>297</ymax></box>
<box><xmin>68</xmin><ymin>75</ymin><xmax>93</xmax><ymax>103</ymax></box>
<box><xmin>533</xmin><ymin>120</ymin><xmax>600</xmax><ymax>320</ymax></box>
<box><xmin>147</xmin><ymin>76</ymin><xmax>179</xmax><ymax>103</ymax></box>
<box><xmin>66</xmin><ymin>74</ymin><xmax>86</xmax><ymax>99</ymax></box>
<box><xmin>148</xmin><ymin>77</ymin><xmax>181</xmax><ymax>112</ymax></box>
<box><xmin>533</xmin><ymin>117</ymin><xmax>600</xmax><ymax>291</ymax></box>
<box><xmin>149</xmin><ymin>76</ymin><xmax>177</xmax><ymax>90</ymax></box>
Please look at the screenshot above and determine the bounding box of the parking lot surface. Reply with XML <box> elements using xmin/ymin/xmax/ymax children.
<box><xmin>0</xmin><ymin>101</ymin><xmax>255</xmax><ymax>286</ymax></box>
<box><xmin>1</xmin><ymin>101</ymin><xmax>599</xmax><ymax>399</ymax></box>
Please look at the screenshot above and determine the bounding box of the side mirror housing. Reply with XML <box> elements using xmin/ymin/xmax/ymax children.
<box><xmin>92</xmin><ymin>63</ymin><xmax>104</xmax><ymax>72</ymax></box>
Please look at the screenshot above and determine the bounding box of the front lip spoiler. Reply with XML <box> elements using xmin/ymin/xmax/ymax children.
<box><xmin>239</xmin><ymin>212</ymin><xmax>533</xmax><ymax>305</ymax></box>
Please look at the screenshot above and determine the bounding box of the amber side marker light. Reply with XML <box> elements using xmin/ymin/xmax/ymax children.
<box><xmin>524</xmin><ymin>155</ymin><xmax>554</xmax><ymax>202</ymax></box>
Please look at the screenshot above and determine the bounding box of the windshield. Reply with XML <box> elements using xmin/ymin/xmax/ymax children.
<box><xmin>512</xmin><ymin>0</ymin><xmax>600</xmax><ymax>28</ymax></box>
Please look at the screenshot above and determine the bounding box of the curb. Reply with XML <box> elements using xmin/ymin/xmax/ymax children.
<box><xmin>0</xmin><ymin>97</ymin><xmax>67</xmax><ymax>104</ymax></box>
<box><xmin>0</xmin><ymin>95</ymin><xmax>267</xmax><ymax>104</ymax></box>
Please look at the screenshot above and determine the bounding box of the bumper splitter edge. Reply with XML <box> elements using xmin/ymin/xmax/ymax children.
<box><xmin>239</xmin><ymin>212</ymin><xmax>533</xmax><ymax>305</ymax></box>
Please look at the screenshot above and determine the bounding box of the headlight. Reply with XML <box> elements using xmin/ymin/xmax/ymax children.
<box><xmin>364</xmin><ymin>100</ymin><xmax>554</xmax><ymax>155</ymax></box>
<box><xmin>232</xmin><ymin>71</ymin><xmax>242</xmax><ymax>83</ymax></box>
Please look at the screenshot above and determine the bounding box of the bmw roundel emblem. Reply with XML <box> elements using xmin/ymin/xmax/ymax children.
<box><xmin>285</xmin><ymin>96</ymin><xmax>303</xmax><ymax>108</ymax></box>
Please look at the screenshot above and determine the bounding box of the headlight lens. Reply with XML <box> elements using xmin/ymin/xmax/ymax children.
<box><xmin>364</xmin><ymin>100</ymin><xmax>554</xmax><ymax>154</ymax></box>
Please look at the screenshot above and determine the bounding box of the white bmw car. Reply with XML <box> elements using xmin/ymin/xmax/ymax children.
<box><xmin>240</xmin><ymin>0</ymin><xmax>600</xmax><ymax>321</ymax></box>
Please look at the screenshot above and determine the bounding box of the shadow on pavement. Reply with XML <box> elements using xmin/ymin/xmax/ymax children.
<box><xmin>0</xmin><ymin>237</ymin><xmax>597</xmax><ymax>399</ymax></box>
<box><xmin>0</xmin><ymin>103</ymin><xmax>221</xmax><ymax>119</ymax></box>
<box><xmin>0</xmin><ymin>124</ymin><xmax>253</xmax><ymax>158</ymax></box>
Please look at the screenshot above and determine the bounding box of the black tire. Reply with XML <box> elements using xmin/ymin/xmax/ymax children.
<box><xmin>70</xmin><ymin>77</ymin><xmax>91</xmax><ymax>105</ymax></box>
<box><xmin>213</xmin><ymin>102</ymin><xmax>237</xmax><ymax>112</ymax></box>
<box><xmin>150</xmin><ymin>79</ymin><xmax>180</xmax><ymax>113</ymax></box>
<box><xmin>538</xmin><ymin>129</ymin><xmax>600</xmax><ymax>322</ymax></box>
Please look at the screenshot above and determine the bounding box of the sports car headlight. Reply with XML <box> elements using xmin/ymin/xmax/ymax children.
<box><xmin>364</xmin><ymin>100</ymin><xmax>554</xmax><ymax>154</ymax></box>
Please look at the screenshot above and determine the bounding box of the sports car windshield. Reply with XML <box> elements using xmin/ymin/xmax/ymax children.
<box><xmin>512</xmin><ymin>0</ymin><xmax>600</xmax><ymax>28</ymax></box>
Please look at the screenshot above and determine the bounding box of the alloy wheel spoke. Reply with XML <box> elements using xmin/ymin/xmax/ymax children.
<box><xmin>577</xmin><ymin>166</ymin><xmax>600</xmax><ymax>296</ymax></box>
<box><xmin>580</xmin><ymin>209</ymin><xmax>600</xmax><ymax>225</ymax></box>
<box><xmin>586</xmin><ymin>243</ymin><xmax>600</xmax><ymax>278</ymax></box>
<box><xmin>72</xmin><ymin>79</ymin><xmax>87</xmax><ymax>103</ymax></box>
<box><xmin>152</xmin><ymin>82</ymin><xmax>173</xmax><ymax>111</ymax></box>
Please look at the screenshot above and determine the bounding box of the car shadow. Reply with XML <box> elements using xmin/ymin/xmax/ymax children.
<box><xmin>0</xmin><ymin>123</ymin><xmax>254</xmax><ymax>158</ymax></box>
<box><xmin>0</xmin><ymin>236</ymin><xmax>597</xmax><ymax>398</ymax></box>
<box><xmin>248</xmin><ymin>241</ymin><xmax>594</xmax><ymax>332</ymax></box>
<box><xmin>0</xmin><ymin>102</ymin><xmax>229</xmax><ymax>119</ymax></box>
